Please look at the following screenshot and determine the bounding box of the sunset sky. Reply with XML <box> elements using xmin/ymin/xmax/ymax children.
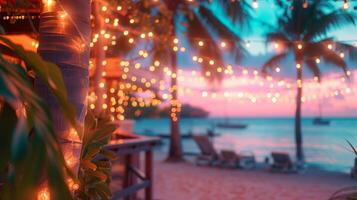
<box><xmin>174</xmin><ymin>1</ymin><xmax>357</xmax><ymax>117</ymax></box>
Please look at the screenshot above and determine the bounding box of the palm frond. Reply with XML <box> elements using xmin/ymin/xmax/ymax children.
<box><xmin>304</xmin><ymin>58</ymin><xmax>321</xmax><ymax>80</ymax></box>
<box><xmin>185</xmin><ymin>13</ymin><xmax>224</xmax><ymax>82</ymax></box>
<box><xmin>216</xmin><ymin>0</ymin><xmax>252</xmax><ymax>27</ymax></box>
<box><xmin>197</xmin><ymin>6</ymin><xmax>247</xmax><ymax>62</ymax></box>
<box><xmin>304</xmin><ymin>11</ymin><xmax>357</xmax><ymax>41</ymax></box>
<box><xmin>262</xmin><ymin>52</ymin><xmax>288</xmax><ymax>74</ymax></box>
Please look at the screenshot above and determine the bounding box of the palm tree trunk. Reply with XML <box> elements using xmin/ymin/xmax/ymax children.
<box><xmin>295</xmin><ymin>61</ymin><xmax>304</xmax><ymax>163</ymax></box>
<box><xmin>35</xmin><ymin>0</ymin><xmax>91</xmax><ymax>172</ymax></box>
<box><xmin>93</xmin><ymin>0</ymin><xmax>105</xmax><ymax>114</ymax></box>
<box><xmin>167</xmin><ymin>19</ymin><xmax>183</xmax><ymax>161</ymax></box>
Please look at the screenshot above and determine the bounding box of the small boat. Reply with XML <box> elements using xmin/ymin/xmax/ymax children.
<box><xmin>313</xmin><ymin>117</ymin><xmax>330</xmax><ymax>126</ymax></box>
<box><xmin>216</xmin><ymin>123</ymin><xmax>248</xmax><ymax>129</ymax></box>
<box><xmin>313</xmin><ymin>102</ymin><xmax>330</xmax><ymax>126</ymax></box>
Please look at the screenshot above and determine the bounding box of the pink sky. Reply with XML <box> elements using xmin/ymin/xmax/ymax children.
<box><xmin>175</xmin><ymin>69</ymin><xmax>357</xmax><ymax>117</ymax></box>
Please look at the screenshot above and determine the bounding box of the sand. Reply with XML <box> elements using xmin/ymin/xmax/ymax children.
<box><xmin>152</xmin><ymin>159</ymin><xmax>356</xmax><ymax>200</ymax></box>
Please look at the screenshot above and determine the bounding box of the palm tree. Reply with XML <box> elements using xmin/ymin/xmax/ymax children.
<box><xmin>262</xmin><ymin>0</ymin><xmax>357</xmax><ymax>164</ymax></box>
<box><xmin>35</xmin><ymin>0</ymin><xmax>91</xmax><ymax>171</ymax></box>
<box><xmin>157</xmin><ymin>0</ymin><xmax>251</xmax><ymax>161</ymax></box>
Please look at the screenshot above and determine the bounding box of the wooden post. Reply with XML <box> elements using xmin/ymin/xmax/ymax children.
<box><xmin>145</xmin><ymin>150</ymin><xmax>153</xmax><ymax>200</ymax></box>
<box><xmin>123</xmin><ymin>154</ymin><xmax>132</xmax><ymax>200</ymax></box>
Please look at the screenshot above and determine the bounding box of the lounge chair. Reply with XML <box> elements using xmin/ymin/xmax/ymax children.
<box><xmin>220</xmin><ymin>150</ymin><xmax>256</xmax><ymax>169</ymax></box>
<box><xmin>270</xmin><ymin>152</ymin><xmax>297</xmax><ymax>173</ymax></box>
<box><xmin>192</xmin><ymin>135</ymin><xmax>220</xmax><ymax>166</ymax></box>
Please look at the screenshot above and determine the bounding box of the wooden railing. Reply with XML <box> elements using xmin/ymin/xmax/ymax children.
<box><xmin>106</xmin><ymin>133</ymin><xmax>160</xmax><ymax>200</ymax></box>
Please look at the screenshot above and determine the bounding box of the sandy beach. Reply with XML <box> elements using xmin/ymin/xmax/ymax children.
<box><xmin>151</xmin><ymin>157</ymin><xmax>356</xmax><ymax>200</ymax></box>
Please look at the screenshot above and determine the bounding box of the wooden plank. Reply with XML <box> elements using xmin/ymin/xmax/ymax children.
<box><xmin>112</xmin><ymin>181</ymin><xmax>150</xmax><ymax>199</ymax></box>
<box><xmin>145</xmin><ymin>151</ymin><xmax>153</xmax><ymax>200</ymax></box>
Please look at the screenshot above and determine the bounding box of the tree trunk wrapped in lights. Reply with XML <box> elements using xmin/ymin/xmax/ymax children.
<box><xmin>35</xmin><ymin>0</ymin><xmax>91</xmax><ymax>172</ymax></box>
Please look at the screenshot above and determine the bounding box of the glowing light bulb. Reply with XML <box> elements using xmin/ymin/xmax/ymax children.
<box><xmin>340</xmin><ymin>52</ymin><xmax>345</xmax><ymax>58</ymax></box>
<box><xmin>302</xmin><ymin>0</ymin><xmax>308</xmax><ymax>8</ymax></box>
<box><xmin>220</xmin><ymin>41</ymin><xmax>226</xmax><ymax>48</ymax></box>
<box><xmin>296</xmin><ymin>63</ymin><xmax>301</xmax><ymax>69</ymax></box>
<box><xmin>198</xmin><ymin>41</ymin><xmax>204</xmax><ymax>46</ymax></box>
<box><xmin>327</xmin><ymin>43</ymin><xmax>333</xmax><ymax>50</ymax></box>
<box><xmin>101</xmin><ymin>6</ymin><xmax>107</xmax><ymax>11</ymax></box>
<box><xmin>297</xmin><ymin>43</ymin><xmax>303</xmax><ymax>50</ymax></box>
<box><xmin>252</xmin><ymin>0</ymin><xmax>258</xmax><ymax>9</ymax></box>
<box><xmin>315</xmin><ymin>58</ymin><xmax>320</xmax><ymax>63</ymax></box>
<box><xmin>343</xmin><ymin>0</ymin><xmax>349</xmax><ymax>10</ymax></box>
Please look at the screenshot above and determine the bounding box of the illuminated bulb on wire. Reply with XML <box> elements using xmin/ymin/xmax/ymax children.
<box><xmin>297</xmin><ymin>43</ymin><xmax>303</xmax><ymax>50</ymax></box>
<box><xmin>198</xmin><ymin>41</ymin><xmax>204</xmax><ymax>46</ymax></box>
<box><xmin>343</xmin><ymin>0</ymin><xmax>349</xmax><ymax>10</ymax></box>
<box><xmin>327</xmin><ymin>43</ymin><xmax>333</xmax><ymax>49</ymax></box>
<box><xmin>315</xmin><ymin>58</ymin><xmax>320</xmax><ymax>63</ymax></box>
<box><xmin>220</xmin><ymin>41</ymin><xmax>226</xmax><ymax>48</ymax></box>
<box><xmin>302</xmin><ymin>0</ymin><xmax>308</xmax><ymax>8</ymax></box>
<box><xmin>252</xmin><ymin>0</ymin><xmax>258</xmax><ymax>9</ymax></box>
<box><xmin>340</xmin><ymin>52</ymin><xmax>345</xmax><ymax>58</ymax></box>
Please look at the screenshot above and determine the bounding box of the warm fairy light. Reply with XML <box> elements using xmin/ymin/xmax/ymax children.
<box><xmin>274</xmin><ymin>42</ymin><xmax>279</xmax><ymax>49</ymax></box>
<box><xmin>173</xmin><ymin>38</ymin><xmax>179</xmax><ymax>44</ymax></box>
<box><xmin>209</xmin><ymin>60</ymin><xmax>215</xmax><ymax>65</ymax></box>
<box><xmin>303</xmin><ymin>0</ymin><xmax>308</xmax><ymax>8</ymax></box>
<box><xmin>128</xmin><ymin>38</ymin><xmax>134</xmax><ymax>43</ymax></box>
<box><xmin>59</xmin><ymin>12</ymin><xmax>68</xmax><ymax>19</ymax></box>
<box><xmin>129</xmin><ymin>19</ymin><xmax>135</xmax><ymax>24</ymax></box>
<box><xmin>123</xmin><ymin>30</ymin><xmax>129</xmax><ymax>36</ymax></box>
<box><xmin>99</xmin><ymin>82</ymin><xmax>105</xmax><ymax>88</ymax></box>
<box><xmin>37</xmin><ymin>188</ymin><xmax>50</xmax><ymax>200</ymax></box>
<box><xmin>327</xmin><ymin>43</ymin><xmax>333</xmax><ymax>49</ymax></box>
<box><xmin>275</xmin><ymin>67</ymin><xmax>281</xmax><ymax>73</ymax></box>
<box><xmin>252</xmin><ymin>0</ymin><xmax>258</xmax><ymax>9</ymax></box>
<box><xmin>117</xmin><ymin>6</ymin><xmax>122</xmax><ymax>11</ymax></box>
<box><xmin>90</xmin><ymin>104</ymin><xmax>95</xmax><ymax>109</ymax></box>
<box><xmin>198</xmin><ymin>41</ymin><xmax>204</xmax><ymax>47</ymax></box>
<box><xmin>297</xmin><ymin>43</ymin><xmax>303</xmax><ymax>50</ymax></box>
<box><xmin>296</xmin><ymin>63</ymin><xmax>301</xmax><ymax>69</ymax></box>
<box><xmin>102</xmin><ymin>104</ymin><xmax>108</xmax><ymax>109</ymax></box>
<box><xmin>340</xmin><ymin>52</ymin><xmax>345</xmax><ymax>58</ymax></box>
<box><xmin>140</xmin><ymin>33</ymin><xmax>146</xmax><ymax>38</ymax></box>
<box><xmin>315</xmin><ymin>58</ymin><xmax>320</xmax><ymax>63</ymax></box>
<box><xmin>220</xmin><ymin>41</ymin><xmax>226</xmax><ymax>48</ymax></box>
<box><xmin>343</xmin><ymin>0</ymin><xmax>349</xmax><ymax>10</ymax></box>
<box><xmin>192</xmin><ymin>56</ymin><xmax>198</xmax><ymax>61</ymax></box>
<box><xmin>245</xmin><ymin>41</ymin><xmax>251</xmax><ymax>48</ymax></box>
<box><xmin>101</xmin><ymin>6</ymin><xmax>107</xmax><ymax>12</ymax></box>
<box><xmin>346</xmin><ymin>70</ymin><xmax>352</xmax><ymax>76</ymax></box>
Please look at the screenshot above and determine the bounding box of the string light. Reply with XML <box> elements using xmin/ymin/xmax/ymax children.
<box><xmin>302</xmin><ymin>0</ymin><xmax>308</xmax><ymax>8</ymax></box>
<box><xmin>252</xmin><ymin>0</ymin><xmax>259</xmax><ymax>9</ymax></box>
<box><xmin>343</xmin><ymin>0</ymin><xmax>349</xmax><ymax>10</ymax></box>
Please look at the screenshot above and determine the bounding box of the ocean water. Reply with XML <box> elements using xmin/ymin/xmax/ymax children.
<box><xmin>134</xmin><ymin>117</ymin><xmax>357</xmax><ymax>173</ymax></box>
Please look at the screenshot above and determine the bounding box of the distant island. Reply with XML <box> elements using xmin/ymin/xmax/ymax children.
<box><xmin>159</xmin><ymin>104</ymin><xmax>209</xmax><ymax>118</ymax></box>
<box><xmin>123</xmin><ymin>103</ymin><xmax>209</xmax><ymax>119</ymax></box>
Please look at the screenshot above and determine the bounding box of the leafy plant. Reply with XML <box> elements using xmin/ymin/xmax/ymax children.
<box><xmin>77</xmin><ymin>111</ymin><xmax>116</xmax><ymax>200</ymax></box>
<box><xmin>0</xmin><ymin>36</ymin><xmax>77</xmax><ymax>199</ymax></box>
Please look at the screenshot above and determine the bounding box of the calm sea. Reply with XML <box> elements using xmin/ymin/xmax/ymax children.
<box><xmin>134</xmin><ymin>117</ymin><xmax>357</xmax><ymax>173</ymax></box>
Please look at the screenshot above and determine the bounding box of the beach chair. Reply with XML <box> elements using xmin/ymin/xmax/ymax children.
<box><xmin>220</xmin><ymin>150</ymin><xmax>256</xmax><ymax>169</ymax></box>
<box><xmin>192</xmin><ymin>135</ymin><xmax>220</xmax><ymax>166</ymax></box>
<box><xmin>270</xmin><ymin>152</ymin><xmax>297</xmax><ymax>173</ymax></box>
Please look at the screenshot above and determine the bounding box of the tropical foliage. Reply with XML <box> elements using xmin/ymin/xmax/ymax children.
<box><xmin>115</xmin><ymin>0</ymin><xmax>252</xmax><ymax>160</ymax></box>
<box><xmin>0</xmin><ymin>36</ymin><xmax>76</xmax><ymax>199</ymax></box>
<box><xmin>262</xmin><ymin>0</ymin><xmax>357</xmax><ymax>162</ymax></box>
<box><xmin>77</xmin><ymin>111</ymin><xmax>116</xmax><ymax>200</ymax></box>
